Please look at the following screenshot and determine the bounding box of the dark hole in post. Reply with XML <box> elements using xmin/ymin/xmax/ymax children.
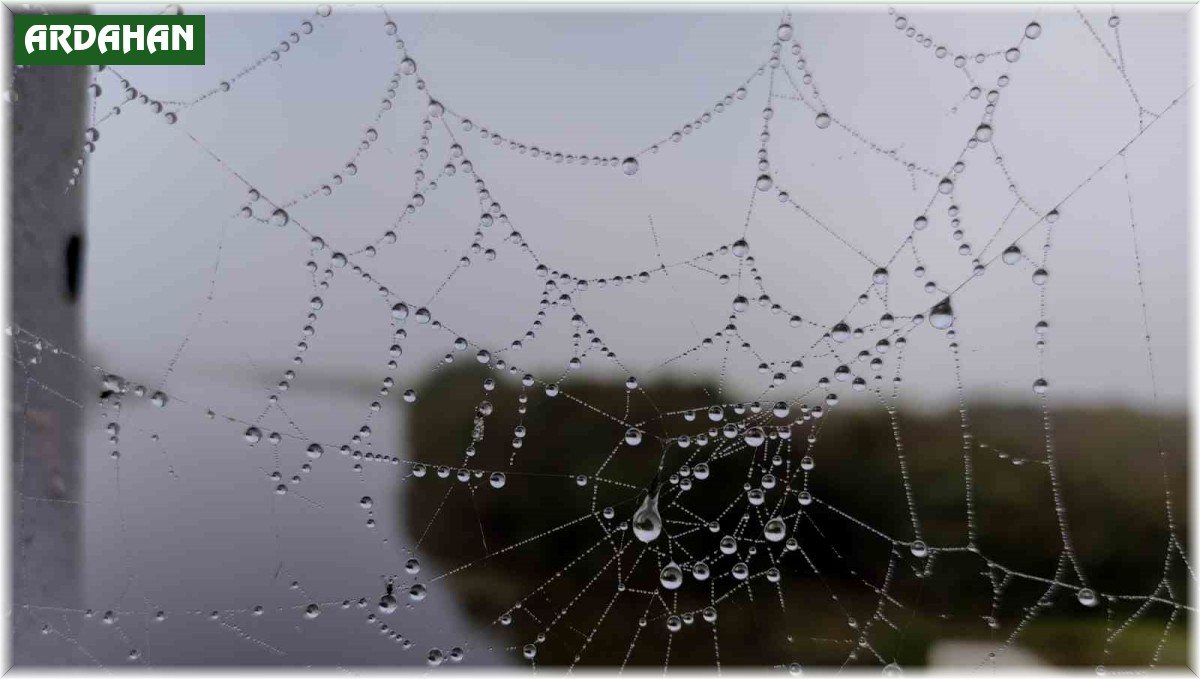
<box><xmin>64</xmin><ymin>234</ymin><xmax>83</xmax><ymax>303</ymax></box>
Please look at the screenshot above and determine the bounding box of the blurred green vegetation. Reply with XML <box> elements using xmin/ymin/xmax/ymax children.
<box><xmin>399</xmin><ymin>364</ymin><xmax>1187</xmax><ymax>668</ymax></box>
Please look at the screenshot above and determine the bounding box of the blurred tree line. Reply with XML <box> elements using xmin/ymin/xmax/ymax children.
<box><xmin>400</xmin><ymin>364</ymin><xmax>1187</xmax><ymax>668</ymax></box>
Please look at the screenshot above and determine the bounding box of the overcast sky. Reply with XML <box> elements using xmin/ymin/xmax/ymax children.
<box><xmin>86</xmin><ymin>4</ymin><xmax>1189</xmax><ymax>411</ymax></box>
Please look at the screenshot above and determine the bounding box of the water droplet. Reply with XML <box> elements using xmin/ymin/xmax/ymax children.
<box><xmin>929</xmin><ymin>298</ymin><xmax>954</xmax><ymax>330</ymax></box>
<box><xmin>625</xmin><ymin>428</ymin><xmax>643</xmax><ymax>446</ymax></box>
<box><xmin>659</xmin><ymin>561</ymin><xmax>683</xmax><ymax>590</ymax></box>
<box><xmin>1033</xmin><ymin>378</ymin><xmax>1048</xmax><ymax>395</ymax></box>
<box><xmin>428</xmin><ymin>648</ymin><xmax>444</xmax><ymax>666</ymax></box>
<box><xmin>883</xmin><ymin>662</ymin><xmax>903</xmax><ymax>676</ymax></box>
<box><xmin>756</xmin><ymin>174</ymin><xmax>773</xmax><ymax>191</ymax></box>
<box><xmin>378</xmin><ymin>594</ymin><xmax>397</xmax><ymax>614</ymax></box>
<box><xmin>910</xmin><ymin>540</ymin><xmax>928</xmax><ymax>558</ymax></box>
<box><xmin>409</xmin><ymin>583</ymin><xmax>427</xmax><ymax>601</ymax></box>
<box><xmin>1032</xmin><ymin>268</ymin><xmax>1048</xmax><ymax>285</ymax></box>
<box><xmin>1002</xmin><ymin>245</ymin><xmax>1022</xmax><ymax>264</ymax></box>
<box><xmin>731</xmin><ymin>562</ymin><xmax>749</xmax><ymax>580</ymax></box>
<box><xmin>150</xmin><ymin>391</ymin><xmax>167</xmax><ymax>407</ymax></box>
<box><xmin>975</xmin><ymin>124</ymin><xmax>993</xmax><ymax>142</ymax></box>
<box><xmin>777</xmin><ymin>23</ymin><xmax>793</xmax><ymax>41</ymax></box>
<box><xmin>743</xmin><ymin>427</ymin><xmax>765</xmax><ymax>447</ymax></box>
<box><xmin>621</xmin><ymin>157</ymin><xmax>639</xmax><ymax>175</ymax></box>
<box><xmin>304</xmin><ymin>603</ymin><xmax>320</xmax><ymax>619</ymax></box>
<box><xmin>489</xmin><ymin>472</ymin><xmax>506</xmax><ymax>488</ymax></box>
<box><xmin>764</xmin><ymin>517</ymin><xmax>787</xmax><ymax>542</ymax></box>
<box><xmin>244</xmin><ymin>427</ymin><xmax>262</xmax><ymax>444</ymax></box>
<box><xmin>632</xmin><ymin>482</ymin><xmax>662</xmax><ymax>543</ymax></box>
<box><xmin>271</xmin><ymin>208</ymin><xmax>289</xmax><ymax>227</ymax></box>
<box><xmin>1077</xmin><ymin>588</ymin><xmax>1098</xmax><ymax>607</ymax></box>
<box><xmin>732</xmin><ymin>239</ymin><xmax>750</xmax><ymax>258</ymax></box>
<box><xmin>938</xmin><ymin>177</ymin><xmax>954</xmax><ymax>194</ymax></box>
<box><xmin>1108</xmin><ymin>15</ymin><xmax>1120</xmax><ymax>27</ymax></box>
<box><xmin>1025</xmin><ymin>22</ymin><xmax>1042</xmax><ymax>39</ymax></box>
<box><xmin>815</xmin><ymin>112</ymin><xmax>832</xmax><ymax>129</ymax></box>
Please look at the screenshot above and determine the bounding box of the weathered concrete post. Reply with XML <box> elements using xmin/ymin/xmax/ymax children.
<box><xmin>8</xmin><ymin>7</ymin><xmax>88</xmax><ymax>665</ymax></box>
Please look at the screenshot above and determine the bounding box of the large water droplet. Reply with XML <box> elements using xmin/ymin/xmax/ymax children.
<box><xmin>1002</xmin><ymin>245</ymin><xmax>1022</xmax><ymax>265</ymax></box>
<box><xmin>764</xmin><ymin>517</ymin><xmax>787</xmax><ymax>542</ymax></box>
<box><xmin>1077</xmin><ymin>587</ymin><xmax>1098</xmax><ymax>607</ymax></box>
<box><xmin>378</xmin><ymin>594</ymin><xmax>398</xmax><ymax>614</ymax></box>
<box><xmin>659</xmin><ymin>561</ymin><xmax>683</xmax><ymax>589</ymax></box>
<box><xmin>929</xmin><ymin>298</ymin><xmax>954</xmax><ymax>330</ymax></box>
<box><xmin>632</xmin><ymin>481</ymin><xmax>662</xmax><ymax>543</ymax></box>
<box><xmin>621</xmin><ymin>157</ymin><xmax>639</xmax><ymax>176</ymax></box>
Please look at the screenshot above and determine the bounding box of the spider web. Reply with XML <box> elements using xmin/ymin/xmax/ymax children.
<box><xmin>6</xmin><ymin>3</ymin><xmax>1193</xmax><ymax>672</ymax></box>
